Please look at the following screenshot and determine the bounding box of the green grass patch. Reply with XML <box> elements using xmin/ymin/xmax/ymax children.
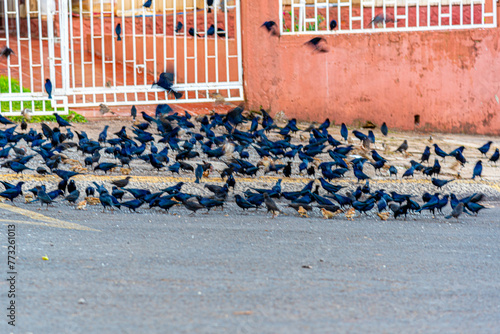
<box><xmin>0</xmin><ymin>76</ymin><xmax>87</xmax><ymax>123</ymax></box>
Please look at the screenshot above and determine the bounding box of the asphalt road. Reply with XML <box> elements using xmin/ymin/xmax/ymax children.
<box><xmin>1</xmin><ymin>200</ymin><xmax>499</xmax><ymax>333</ymax></box>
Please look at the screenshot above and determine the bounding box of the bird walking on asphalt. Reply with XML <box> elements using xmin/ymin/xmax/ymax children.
<box><xmin>263</xmin><ymin>193</ymin><xmax>281</xmax><ymax>218</ymax></box>
<box><xmin>445</xmin><ymin>202</ymin><xmax>464</xmax><ymax>221</ymax></box>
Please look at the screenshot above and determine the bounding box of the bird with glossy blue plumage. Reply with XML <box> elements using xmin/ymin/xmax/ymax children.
<box><xmin>472</xmin><ymin>160</ymin><xmax>482</xmax><ymax>180</ymax></box>
<box><xmin>45</xmin><ymin>79</ymin><xmax>52</xmax><ymax>99</ymax></box>
<box><xmin>478</xmin><ymin>141</ymin><xmax>493</xmax><ymax>156</ymax></box>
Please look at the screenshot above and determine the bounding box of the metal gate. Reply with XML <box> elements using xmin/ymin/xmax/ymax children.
<box><xmin>0</xmin><ymin>0</ymin><xmax>243</xmax><ymax>115</ymax></box>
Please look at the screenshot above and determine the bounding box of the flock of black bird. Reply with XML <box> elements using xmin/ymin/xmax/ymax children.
<box><xmin>0</xmin><ymin>102</ymin><xmax>496</xmax><ymax>221</ymax></box>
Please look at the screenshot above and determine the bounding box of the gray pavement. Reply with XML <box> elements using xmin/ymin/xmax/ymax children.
<box><xmin>1</xmin><ymin>200</ymin><xmax>499</xmax><ymax>333</ymax></box>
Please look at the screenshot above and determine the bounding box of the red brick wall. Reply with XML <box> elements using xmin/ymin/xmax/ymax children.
<box><xmin>241</xmin><ymin>1</ymin><xmax>500</xmax><ymax>135</ymax></box>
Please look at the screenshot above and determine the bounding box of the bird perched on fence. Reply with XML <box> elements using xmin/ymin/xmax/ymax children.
<box><xmin>142</xmin><ymin>0</ymin><xmax>152</xmax><ymax>8</ymax></box>
<box><xmin>206</xmin><ymin>24</ymin><xmax>215</xmax><ymax>36</ymax></box>
<box><xmin>304</xmin><ymin>37</ymin><xmax>329</xmax><ymax>53</ymax></box>
<box><xmin>330</xmin><ymin>19</ymin><xmax>337</xmax><ymax>30</ymax></box>
<box><xmin>175</xmin><ymin>21</ymin><xmax>183</xmax><ymax>33</ymax></box>
<box><xmin>367</xmin><ymin>13</ymin><xmax>394</xmax><ymax>27</ymax></box>
<box><xmin>1</xmin><ymin>46</ymin><xmax>15</xmax><ymax>59</ymax></box>
<box><xmin>261</xmin><ymin>21</ymin><xmax>278</xmax><ymax>36</ymax></box>
<box><xmin>45</xmin><ymin>79</ymin><xmax>52</xmax><ymax>99</ymax></box>
<box><xmin>207</xmin><ymin>0</ymin><xmax>213</xmax><ymax>13</ymax></box>
<box><xmin>115</xmin><ymin>23</ymin><xmax>122</xmax><ymax>41</ymax></box>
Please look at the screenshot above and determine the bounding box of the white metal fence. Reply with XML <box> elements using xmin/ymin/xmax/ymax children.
<box><xmin>0</xmin><ymin>0</ymin><xmax>243</xmax><ymax>114</ymax></box>
<box><xmin>279</xmin><ymin>0</ymin><xmax>497</xmax><ymax>35</ymax></box>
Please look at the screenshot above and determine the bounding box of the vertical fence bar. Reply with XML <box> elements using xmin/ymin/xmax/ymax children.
<box><xmin>14</xmin><ymin>0</ymin><xmax>22</xmax><ymax>99</ymax></box>
<box><xmin>152</xmin><ymin>0</ymin><xmax>157</xmax><ymax>101</ymax></box>
<box><xmin>182</xmin><ymin>0</ymin><xmax>187</xmax><ymax>99</ymax></box>
<box><xmin>100</xmin><ymin>0</ymin><xmax>105</xmax><ymax>102</ymax></box>
<box><xmin>121</xmin><ymin>0</ymin><xmax>126</xmax><ymax>99</ymax></box>
<box><xmin>279</xmin><ymin>0</ymin><xmax>283</xmax><ymax>34</ymax></box>
<box><xmin>223</xmin><ymin>0</ymin><xmax>230</xmax><ymax>86</ymax></box>
<box><xmin>236</xmin><ymin>0</ymin><xmax>243</xmax><ymax>99</ymax></box>
<box><xmin>111</xmin><ymin>0</ymin><xmax>117</xmax><ymax>101</ymax></box>
<box><xmin>59</xmin><ymin>0</ymin><xmax>70</xmax><ymax>108</ymax></box>
<box><xmin>194</xmin><ymin>0</ymin><xmax>198</xmax><ymax>100</ymax></box>
<box><xmin>203</xmin><ymin>0</ymin><xmax>209</xmax><ymax>99</ymax></box>
<box><xmin>142</xmin><ymin>0</ymin><xmax>147</xmax><ymax>91</ymax></box>
<box><xmin>132</xmin><ymin>0</ymin><xmax>137</xmax><ymax>101</ymax></box>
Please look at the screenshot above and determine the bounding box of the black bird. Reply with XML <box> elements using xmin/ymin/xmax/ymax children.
<box><xmin>283</xmin><ymin>161</ymin><xmax>292</xmax><ymax>178</ymax></box>
<box><xmin>207</xmin><ymin>0</ymin><xmax>213</xmax><ymax>12</ymax></box>
<box><xmin>0</xmin><ymin>114</ymin><xmax>14</xmax><ymax>125</ymax></box>
<box><xmin>85</xmin><ymin>186</ymin><xmax>95</xmax><ymax>197</ymax></box>
<box><xmin>45</xmin><ymin>79</ymin><xmax>52</xmax><ymax>99</ymax></box>
<box><xmin>381</xmin><ymin>122</ymin><xmax>388</xmax><ymax>136</ymax></box>
<box><xmin>21</xmin><ymin>119</ymin><xmax>27</xmax><ymax>131</ymax></box>
<box><xmin>131</xmin><ymin>105</ymin><xmax>137</xmax><ymax>120</ymax></box>
<box><xmin>490</xmin><ymin>148</ymin><xmax>499</xmax><ymax>164</ymax></box>
<box><xmin>37</xmin><ymin>188</ymin><xmax>55</xmax><ymax>209</ymax></box>
<box><xmin>261</xmin><ymin>21</ymin><xmax>278</xmax><ymax>36</ymax></box>
<box><xmin>472</xmin><ymin>161</ymin><xmax>482</xmax><ymax>180</ymax></box>
<box><xmin>206</xmin><ymin>24</ymin><xmax>215</xmax><ymax>36</ymax></box>
<box><xmin>235</xmin><ymin>194</ymin><xmax>258</xmax><ymax>211</ymax></box>
<box><xmin>94</xmin><ymin>162</ymin><xmax>118</xmax><ymax>174</ymax></box>
<box><xmin>64</xmin><ymin>190</ymin><xmax>80</xmax><ymax>204</ymax></box>
<box><xmin>54</xmin><ymin>113</ymin><xmax>71</xmax><ymax>127</ymax></box>
<box><xmin>445</xmin><ymin>202</ymin><xmax>464</xmax><ymax>221</ymax></box>
<box><xmin>395</xmin><ymin>140</ymin><xmax>408</xmax><ymax>154</ymax></box>
<box><xmin>421</xmin><ymin>146</ymin><xmax>431</xmax><ymax>164</ymax></box>
<box><xmin>111</xmin><ymin>176</ymin><xmax>132</xmax><ymax>188</ymax></box>
<box><xmin>1</xmin><ymin>46</ymin><xmax>15</xmax><ymax>59</ymax></box>
<box><xmin>182</xmin><ymin>198</ymin><xmax>205</xmax><ymax>215</ymax></box>
<box><xmin>263</xmin><ymin>193</ymin><xmax>281</xmax><ymax>218</ymax></box>
<box><xmin>340</xmin><ymin>123</ymin><xmax>348</xmax><ymax>141</ymax></box>
<box><xmin>115</xmin><ymin>23</ymin><xmax>122</xmax><ymax>41</ymax></box>
<box><xmin>67</xmin><ymin>180</ymin><xmax>77</xmax><ymax>194</ymax></box>
<box><xmin>195</xmin><ymin>164</ymin><xmax>204</xmax><ymax>184</ymax></box>
<box><xmin>0</xmin><ymin>182</ymin><xmax>24</xmax><ymax>202</ymax></box>
<box><xmin>142</xmin><ymin>0</ymin><xmax>152</xmax><ymax>8</ymax></box>
<box><xmin>433</xmin><ymin>144</ymin><xmax>448</xmax><ymax>160</ymax></box>
<box><xmin>175</xmin><ymin>21</ymin><xmax>183</xmax><ymax>33</ymax></box>
<box><xmin>112</xmin><ymin>186</ymin><xmax>125</xmax><ymax>201</ymax></box>
<box><xmin>330</xmin><ymin>19</ymin><xmax>337</xmax><ymax>30</ymax></box>
<box><xmin>478</xmin><ymin>141</ymin><xmax>493</xmax><ymax>156</ymax></box>
<box><xmin>431</xmin><ymin>178</ymin><xmax>454</xmax><ymax>189</ymax></box>
<box><xmin>121</xmin><ymin>199</ymin><xmax>144</xmax><ymax>212</ymax></box>
<box><xmin>304</xmin><ymin>37</ymin><xmax>329</xmax><ymax>53</ymax></box>
<box><xmin>36</xmin><ymin>166</ymin><xmax>50</xmax><ymax>175</ymax></box>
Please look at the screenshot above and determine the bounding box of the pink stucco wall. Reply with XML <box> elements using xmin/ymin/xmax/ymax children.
<box><xmin>241</xmin><ymin>1</ymin><xmax>500</xmax><ymax>135</ymax></box>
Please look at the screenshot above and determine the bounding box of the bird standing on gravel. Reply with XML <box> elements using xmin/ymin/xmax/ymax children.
<box><xmin>395</xmin><ymin>140</ymin><xmax>408</xmax><ymax>154</ymax></box>
<box><xmin>472</xmin><ymin>161</ymin><xmax>482</xmax><ymax>180</ymax></box>
<box><xmin>111</xmin><ymin>176</ymin><xmax>132</xmax><ymax>188</ymax></box>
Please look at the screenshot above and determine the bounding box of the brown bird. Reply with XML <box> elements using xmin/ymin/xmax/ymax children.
<box><xmin>263</xmin><ymin>193</ymin><xmax>281</xmax><ymax>218</ymax></box>
<box><xmin>99</xmin><ymin>103</ymin><xmax>115</xmax><ymax>115</ymax></box>
<box><xmin>76</xmin><ymin>200</ymin><xmax>87</xmax><ymax>210</ymax></box>
<box><xmin>321</xmin><ymin>208</ymin><xmax>336</xmax><ymax>219</ymax></box>
<box><xmin>110</xmin><ymin>176</ymin><xmax>131</xmax><ymax>188</ymax></box>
